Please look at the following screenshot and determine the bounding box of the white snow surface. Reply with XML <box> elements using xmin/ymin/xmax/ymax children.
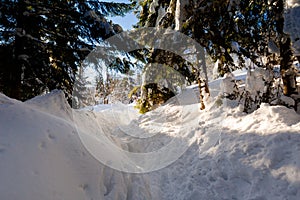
<box><xmin>1</xmin><ymin>84</ymin><xmax>300</xmax><ymax>199</ymax></box>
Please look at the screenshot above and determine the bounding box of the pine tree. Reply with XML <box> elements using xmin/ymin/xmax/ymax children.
<box><xmin>273</xmin><ymin>0</ymin><xmax>297</xmax><ymax>96</ymax></box>
<box><xmin>132</xmin><ymin>0</ymin><xmax>298</xmax><ymax>111</ymax></box>
<box><xmin>130</xmin><ymin>0</ymin><xmax>201</xmax><ymax>112</ymax></box>
<box><xmin>0</xmin><ymin>0</ymin><xmax>132</xmax><ymax>102</ymax></box>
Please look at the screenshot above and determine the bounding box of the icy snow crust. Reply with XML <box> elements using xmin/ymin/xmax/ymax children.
<box><xmin>0</xmin><ymin>86</ymin><xmax>300</xmax><ymax>199</ymax></box>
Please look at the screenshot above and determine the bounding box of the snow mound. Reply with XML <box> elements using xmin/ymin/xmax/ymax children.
<box><xmin>0</xmin><ymin>89</ymin><xmax>300</xmax><ymax>200</ymax></box>
<box><xmin>0</xmin><ymin>93</ymin><xmax>20</xmax><ymax>105</ymax></box>
<box><xmin>25</xmin><ymin>89</ymin><xmax>73</xmax><ymax>121</ymax></box>
<box><xmin>147</xmin><ymin>102</ymin><xmax>300</xmax><ymax>200</ymax></box>
<box><xmin>0</xmin><ymin>92</ymin><xmax>151</xmax><ymax>200</ymax></box>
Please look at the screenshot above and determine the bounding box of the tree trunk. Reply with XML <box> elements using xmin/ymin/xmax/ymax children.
<box><xmin>276</xmin><ymin>0</ymin><xmax>296</xmax><ymax>96</ymax></box>
<box><xmin>280</xmin><ymin>35</ymin><xmax>296</xmax><ymax>96</ymax></box>
<box><xmin>175</xmin><ymin>0</ymin><xmax>184</xmax><ymax>31</ymax></box>
<box><xmin>196</xmin><ymin>47</ymin><xmax>210</xmax><ymax>110</ymax></box>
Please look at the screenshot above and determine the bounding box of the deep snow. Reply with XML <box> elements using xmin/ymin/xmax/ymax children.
<box><xmin>0</xmin><ymin>80</ymin><xmax>300</xmax><ymax>199</ymax></box>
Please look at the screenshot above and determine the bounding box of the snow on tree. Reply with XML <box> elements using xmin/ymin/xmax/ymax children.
<box><xmin>130</xmin><ymin>0</ymin><xmax>300</xmax><ymax>112</ymax></box>
<box><xmin>284</xmin><ymin>0</ymin><xmax>300</xmax><ymax>55</ymax></box>
<box><xmin>220</xmin><ymin>72</ymin><xmax>240</xmax><ymax>99</ymax></box>
<box><xmin>0</xmin><ymin>0</ymin><xmax>132</xmax><ymax>102</ymax></box>
<box><xmin>73</xmin><ymin>66</ymin><xmax>96</xmax><ymax>109</ymax></box>
<box><xmin>132</xmin><ymin>0</ymin><xmax>210</xmax><ymax>111</ymax></box>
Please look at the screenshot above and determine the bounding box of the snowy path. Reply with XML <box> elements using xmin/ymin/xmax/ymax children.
<box><xmin>0</xmin><ymin>89</ymin><xmax>300</xmax><ymax>200</ymax></box>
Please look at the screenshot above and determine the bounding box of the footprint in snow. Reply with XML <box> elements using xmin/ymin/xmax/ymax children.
<box><xmin>47</xmin><ymin>133</ymin><xmax>55</xmax><ymax>140</ymax></box>
<box><xmin>79</xmin><ymin>184</ymin><xmax>89</xmax><ymax>191</ymax></box>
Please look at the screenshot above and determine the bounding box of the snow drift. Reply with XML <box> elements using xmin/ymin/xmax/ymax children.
<box><xmin>0</xmin><ymin>87</ymin><xmax>300</xmax><ymax>200</ymax></box>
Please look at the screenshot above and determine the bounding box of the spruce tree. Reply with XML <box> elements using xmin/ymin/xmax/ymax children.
<box><xmin>132</xmin><ymin>0</ymin><xmax>297</xmax><ymax>111</ymax></box>
<box><xmin>0</xmin><ymin>0</ymin><xmax>132</xmax><ymax>101</ymax></box>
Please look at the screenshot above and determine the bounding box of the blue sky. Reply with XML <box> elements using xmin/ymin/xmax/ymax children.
<box><xmin>106</xmin><ymin>0</ymin><xmax>139</xmax><ymax>30</ymax></box>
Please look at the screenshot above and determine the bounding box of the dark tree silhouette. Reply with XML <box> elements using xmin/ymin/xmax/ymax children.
<box><xmin>0</xmin><ymin>0</ymin><xmax>132</xmax><ymax>101</ymax></box>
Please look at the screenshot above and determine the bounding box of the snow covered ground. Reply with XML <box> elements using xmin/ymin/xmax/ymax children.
<box><xmin>0</xmin><ymin>79</ymin><xmax>300</xmax><ymax>199</ymax></box>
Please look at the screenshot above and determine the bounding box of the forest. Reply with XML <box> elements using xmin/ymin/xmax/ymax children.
<box><xmin>0</xmin><ymin>0</ymin><xmax>299</xmax><ymax>113</ymax></box>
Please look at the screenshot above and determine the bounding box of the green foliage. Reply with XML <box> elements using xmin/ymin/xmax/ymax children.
<box><xmin>135</xmin><ymin>83</ymin><xmax>175</xmax><ymax>114</ymax></box>
<box><xmin>128</xmin><ymin>85</ymin><xmax>140</xmax><ymax>99</ymax></box>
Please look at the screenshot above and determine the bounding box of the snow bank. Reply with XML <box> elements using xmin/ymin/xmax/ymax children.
<box><xmin>143</xmin><ymin>101</ymin><xmax>300</xmax><ymax>200</ymax></box>
<box><xmin>0</xmin><ymin>91</ymin><xmax>150</xmax><ymax>200</ymax></box>
<box><xmin>0</xmin><ymin>86</ymin><xmax>300</xmax><ymax>199</ymax></box>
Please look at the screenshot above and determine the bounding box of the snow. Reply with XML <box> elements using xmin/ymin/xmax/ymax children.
<box><xmin>268</xmin><ymin>40</ymin><xmax>280</xmax><ymax>54</ymax></box>
<box><xmin>245</xmin><ymin>68</ymin><xmax>266</xmax><ymax>95</ymax></box>
<box><xmin>280</xmin><ymin>95</ymin><xmax>295</xmax><ymax>107</ymax></box>
<box><xmin>284</xmin><ymin>1</ymin><xmax>300</xmax><ymax>55</ymax></box>
<box><xmin>231</xmin><ymin>41</ymin><xmax>240</xmax><ymax>52</ymax></box>
<box><xmin>155</xmin><ymin>5</ymin><xmax>166</xmax><ymax>26</ymax></box>
<box><xmin>149</xmin><ymin>0</ymin><xmax>159</xmax><ymax>14</ymax></box>
<box><xmin>1</xmin><ymin>79</ymin><xmax>300</xmax><ymax>199</ymax></box>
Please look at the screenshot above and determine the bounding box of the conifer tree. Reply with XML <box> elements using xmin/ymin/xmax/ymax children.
<box><xmin>0</xmin><ymin>0</ymin><xmax>132</xmax><ymax>101</ymax></box>
<box><xmin>132</xmin><ymin>0</ymin><xmax>298</xmax><ymax>111</ymax></box>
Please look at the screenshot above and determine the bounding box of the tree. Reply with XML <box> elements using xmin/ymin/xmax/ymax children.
<box><xmin>95</xmin><ymin>71</ymin><xmax>118</xmax><ymax>104</ymax></box>
<box><xmin>131</xmin><ymin>0</ymin><xmax>206</xmax><ymax>112</ymax></box>
<box><xmin>72</xmin><ymin>65</ymin><xmax>96</xmax><ymax>109</ymax></box>
<box><xmin>275</xmin><ymin>0</ymin><xmax>298</xmax><ymax>95</ymax></box>
<box><xmin>0</xmin><ymin>0</ymin><xmax>132</xmax><ymax>102</ymax></box>
<box><xmin>133</xmin><ymin>0</ymin><xmax>298</xmax><ymax>112</ymax></box>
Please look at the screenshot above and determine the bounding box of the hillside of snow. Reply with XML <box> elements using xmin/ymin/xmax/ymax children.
<box><xmin>0</xmin><ymin>83</ymin><xmax>300</xmax><ymax>199</ymax></box>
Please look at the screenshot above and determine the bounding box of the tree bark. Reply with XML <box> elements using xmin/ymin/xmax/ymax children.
<box><xmin>276</xmin><ymin>0</ymin><xmax>296</xmax><ymax>96</ymax></box>
<box><xmin>280</xmin><ymin>35</ymin><xmax>296</xmax><ymax>96</ymax></box>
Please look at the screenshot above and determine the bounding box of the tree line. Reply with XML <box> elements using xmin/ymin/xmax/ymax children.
<box><xmin>0</xmin><ymin>0</ymin><xmax>298</xmax><ymax>113</ymax></box>
<box><xmin>130</xmin><ymin>0</ymin><xmax>299</xmax><ymax>112</ymax></box>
